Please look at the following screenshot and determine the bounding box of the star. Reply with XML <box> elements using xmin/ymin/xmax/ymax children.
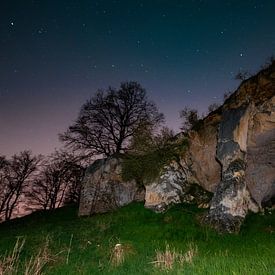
<box><xmin>37</xmin><ymin>27</ymin><xmax>47</xmax><ymax>34</ymax></box>
<box><xmin>240</xmin><ymin>53</ymin><xmax>244</xmax><ymax>57</ymax></box>
<box><xmin>10</xmin><ymin>22</ymin><xmax>14</xmax><ymax>26</ymax></box>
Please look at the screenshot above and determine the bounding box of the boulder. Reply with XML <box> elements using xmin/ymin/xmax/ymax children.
<box><xmin>144</xmin><ymin>160</ymin><xmax>212</xmax><ymax>212</ymax></box>
<box><xmin>79</xmin><ymin>157</ymin><xmax>144</xmax><ymax>216</ymax></box>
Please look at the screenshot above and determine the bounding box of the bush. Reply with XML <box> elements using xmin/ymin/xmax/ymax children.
<box><xmin>122</xmin><ymin>136</ymin><xmax>188</xmax><ymax>185</ymax></box>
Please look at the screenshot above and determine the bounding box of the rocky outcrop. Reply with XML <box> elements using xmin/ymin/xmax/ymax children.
<box><xmin>246</xmin><ymin>96</ymin><xmax>275</xmax><ymax>207</ymax></box>
<box><xmin>144</xmin><ymin>161</ymin><xmax>186</xmax><ymax>213</ymax></box>
<box><xmin>145</xmin><ymin>62</ymin><xmax>275</xmax><ymax>233</ymax></box>
<box><xmin>144</xmin><ymin>114</ymin><xmax>222</xmax><ymax>212</ymax></box>
<box><xmin>184</xmin><ymin>114</ymin><xmax>222</xmax><ymax>193</ymax></box>
<box><xmin>144</xmin><ymin>160</ymin><xmax>212</xmax><ymax>212</ymax></box>
<box><xmin>79</xmin><ymin>62</ymin><xmax>275</xmax><ymax>233</ymax></box>
<box><xmin>79</xmin><ymin>157</ymin><xmax>144</xmax><ymax>216</ymax></box>
<box><xmin>203</xmin><ymin>63</ymin><xmax>275</xmax><ymax>232</ymax></box>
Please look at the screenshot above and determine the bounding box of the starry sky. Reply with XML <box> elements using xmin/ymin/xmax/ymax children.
<box><xmin>1</xmin><ymin>0</ymin><xmax>275</xmax><ymax>156</ymax></box>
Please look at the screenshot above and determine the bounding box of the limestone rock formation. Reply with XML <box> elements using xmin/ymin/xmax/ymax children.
<box><xmin>183</xmin><ymin>113</ymin><xmax>222</xmax><ymax>193</ymax></box>
<box><xmin>79</xmin><ymin>157</ymin><xmax>144</xmax><ymax>216</ymax></box>
<box><xmin>145</xmin><ymin>62</ymin><xmax>275</xmax><ymax>233</ymax></box>
<box><xmin>204</xmin><ymin>63</ymin><xmax>275</xmax><ymax>232</ymax></box>
<box><xmin>79</xmin><ymin>62</ymin><xmax>274</xmax><ymax>233</ymax></box>
<box><xmin>144</xmin><ymin>160</ymin><xmax>212</xmax><ymax>213</ymax></box>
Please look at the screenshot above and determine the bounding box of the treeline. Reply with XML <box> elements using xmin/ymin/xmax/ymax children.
<box><xmin>0</xmin><ymin>150</ymin><xmax>86</xmax><ymax>221</ymax></box>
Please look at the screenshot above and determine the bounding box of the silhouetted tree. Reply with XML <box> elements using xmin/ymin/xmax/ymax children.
<box><xmin>179</xmin><ymin>107</ymin><xmax>200</xmax><ymax>132</ymax></box>
<box><xmin>0</xmin><ymin>151</ymin><xmax>40</xmax><ymax>221</ymax></box>
<box><xmin>235</xmin><ymin>70</ymin><xmax>250</xmax><ymax>81</ymax></box>
<box><xmin>28</xmin><ymin>151</ymin><xmax>85</xmax><ymax>210</ymax></box>
<box><xmin>261</xmin><ymin>55</ymin><xmax>275</xmax><ymax>70</ymax></box>
<box><xmin>60</xmin><ymin>81</ymin><xmax>164</xmax><ymax>157</ymax></box>
<box><xmin>207</xmin><ymin>103</ymin><xmax>220</xmax><ymax>113</ymax></box>
<box><xmin>223</xmin><ymin>90</ymin><xmax>233</xmax><ymax>101</ymax></box>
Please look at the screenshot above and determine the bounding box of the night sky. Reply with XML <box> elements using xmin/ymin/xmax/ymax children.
<box><xmin>1</xmin><ymin>0</ymin><xmax>275</xmax><ymax>156</ymax></box>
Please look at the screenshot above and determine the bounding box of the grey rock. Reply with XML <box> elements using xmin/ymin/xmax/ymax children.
<box><xmin>79</xmin><ymin>157</ymin><xmax>144</xmax><ymax>216</ymax></box>
<box><xmin>145</xmin><ymin>161</ymin><xmax>212</xmax><ymax>213</ymax></box>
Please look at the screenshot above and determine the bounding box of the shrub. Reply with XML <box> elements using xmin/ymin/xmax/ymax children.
<box><xmin>122</xmin><ymin>132</ymin><xmax>188</xmax><ymax>185</ymax></box>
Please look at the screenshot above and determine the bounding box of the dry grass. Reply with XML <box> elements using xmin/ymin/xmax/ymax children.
<box><xmin>24</xmin><ymin>237</ymin><xmax>52</xmax><ymax>275</ymax></box>
<box><xmin>109</xmin><ymin>243</ymin><xmax>134</xmax><ymax>267</ymax></box>
<box><xmin>0</xmin><ymin>237</ymin><xmax>25</xmax><ymax>275</ymax></box>
<box><xmin>0</xmin><ymin>236</ymin><xmax>61</xmax><ymax>275</ymax></box>
<box><xmin>180</xmin><ymin>243</ymin><xmax>198</xmax><ymax>264</ymax></box>
<box><xmin>151</xmin><ymin>243</ymin><xmax>198</xmax><ymax>271</ymax></box>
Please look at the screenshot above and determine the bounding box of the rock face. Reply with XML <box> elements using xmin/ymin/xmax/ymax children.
<box><xmin>79</xmin><ymin>157</ymin><xmax>144</xmax><ymax>216</ymax></box>
<box><xmin>144</xmin><ymin>160</ymin><xmax>212</xmax><ymax>213</ymax></box>
<box><xmin>246</xmin><ymin>96</ymin><xmax>275</xmax><ymax>207</ymax></box>
<box><xmin>145</xmin><ymin>62</ymin><xmax>275</xmax><ymax>232</ymax></box>
<box><xmin>184</xmin><ymin>114</ymin><xmax>222</xmax><ymax>193</ymax></box>
<box><xmin>144</xmin><ymin>161</ymin><xmax>186</xmax><ymax>213</ymax></box>
<box><xmin>79</xmin><ymin>63</ymin><xmax>274</xmax><ymax>233</ymax></box>
<box><xmin>204</xmin><ymin>63</ymin><xmax>275</xmax><ymax>232</ymax></box>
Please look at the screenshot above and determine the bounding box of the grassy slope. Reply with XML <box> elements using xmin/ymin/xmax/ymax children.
<box><xmin>0</xmin><ymin>203</ymin><xmax>274</xmax><ymax>274</ymax></box>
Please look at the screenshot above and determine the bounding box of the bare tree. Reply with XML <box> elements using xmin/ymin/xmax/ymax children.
<box><xmin>223</xmin><ymin>90</ymin><xmax>233</xmax><ymax>101</ymax></box>
<box><xmin>261</xmin><ymin>55</ymin><xmax>275</xmax><ymax>70</ymax></box>
<box><xmin>207</xmin><ymin>103</ymin><xmax>220</xmax><ymax>113</ymax></box>
<box><xmin>60</xmin><ymin>81</ymin><xmax>164</xmax><ymax>157</ymax></box>
<box><xmin>64</xmin><ymin>163</ymin><xmax>85</xmax><ymax>205</ymax></box>
<box><xmin>235</xmin><ymin>70</ymin><xmax>250</xmax><ymax>81</ymax></box>
<box><xmin>179</xmin><ymin>107</ymin><xmax>200</xmax><ymax>132</ymax></box>
<box><xmin>0</xmin><ymin>151</ymin><xmax>40</xmax><ymax>221</ymax></box>
<box><xmin>28</xmin><ymin>151</ymin><xmax>85</xmax><ymax>210</ymax></box>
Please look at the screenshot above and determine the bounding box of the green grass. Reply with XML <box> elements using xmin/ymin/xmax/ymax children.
<box><xmin>0</xmin><ymin>203</ymin><xmax>274</xmax><ymax>274</ymax></box>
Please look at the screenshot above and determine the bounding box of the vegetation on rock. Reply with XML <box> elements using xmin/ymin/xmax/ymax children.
<box><xmin>122</xmin><ymin>127</ymin><xmax>188</xmax><ymax>185</ymax></box>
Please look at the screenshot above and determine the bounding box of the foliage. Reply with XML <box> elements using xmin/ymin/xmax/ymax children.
<box><xmin>60</xmin><ymin>81</ymin><xmax>164</xmax><ymax>158</ymax></box>
<box><xmin>179</xmin><ymin>107</ymin><xmax>201</xmax><ymax>132</ymax></box>
<box><xmin>122</xmin><ymin>127</ymin><xmax>188</xmax><ymax>184</ymax></box>
<box><xmin>0</xmin><ymin>203</ymin><xmax>274</xmax><ymax>274</ymax></box>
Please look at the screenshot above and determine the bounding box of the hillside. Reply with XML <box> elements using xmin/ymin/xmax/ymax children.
<box><xmin>0</xmin><ymin>203</ymin><xmax>274</xmax><ymax>274</ymax></box>
<box><xmin>79</xmin><ymin>62</ymin><xmax>275</xmax><ymax>234</ymax></box>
